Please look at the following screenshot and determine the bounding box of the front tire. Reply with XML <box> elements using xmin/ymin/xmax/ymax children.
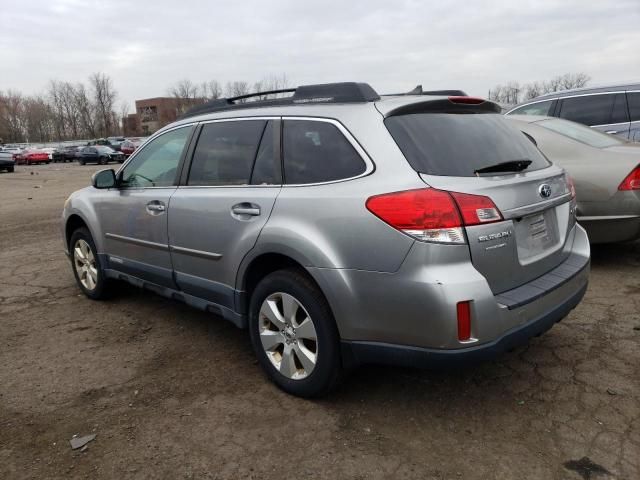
<box><xmin>249</xmin><ymin>269</ymin><xmax>342</xmax><ymax>397</ymax></box>
<box><xmin>69</xmin><ymin>227</ymin><xmax>111</xmax><ymax>300</ymax></box>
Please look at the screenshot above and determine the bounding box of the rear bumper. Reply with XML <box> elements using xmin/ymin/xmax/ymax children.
<box><xmin>341</xmin><ymin>273</ymin><xmax>587</xmax><ymax>369</ymax></box>
<box><xmin>311</xmin><ymin>224</ymin><xmax>590</xmax><ymax>367</ymax></box>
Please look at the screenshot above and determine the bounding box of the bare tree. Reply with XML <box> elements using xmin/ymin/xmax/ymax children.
<box><xmin>489</xmin><ymin>72</ymin><xmax>591</xmax><ymax>105</ymax></box>
<box><xmin>89</xmin><ymin>72</ymin><xmax>117</xmax><ymax>137</ymax></box>
<box><xmin>0</xmin><ymin>90</ymin><xmax>26</xmax><ymax>143</ymax></box>
<box><xmin>224</xmin><ymin>81</ymin><xmax>250</xmax><ymax>101</ymax></box>
<box><xmin>200</xmin><ymin>80</ymin><xmax>222</xmax><ymax>100</ymax></box>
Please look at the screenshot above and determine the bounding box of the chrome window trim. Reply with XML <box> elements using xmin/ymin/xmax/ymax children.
<box><xmin>590</xmin><ymin>121</ymin><xmax>631</xmax><ymax>128</ymax></box>
<box><xmin>179</xmin><ymin>115</ymin><xmax>375</xmax><ymax>189</ymax></box>
<box><xmin>505</xmin><ymin>98</ymin><xmax>556</xmax><ymax>115</ymax></box>
<box><xmin>280</xmin><ymin>116</ymin><xmax>374</xmax><ymax>187</ymax></box>
<box><xmin>181</xmin><ymin>116</ymin><xmax>280</xmax><ymax>188</ymax></box>
<box><xmin>506</xmin><ymin>90</ymin><xmax>628</xmax><ymax>116</ymax></box>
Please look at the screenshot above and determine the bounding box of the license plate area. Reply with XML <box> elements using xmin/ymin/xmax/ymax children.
<box><xmin>515</xmin><ymin>209</ymin><xmax>559</xmax><ymax>263</ymax></box>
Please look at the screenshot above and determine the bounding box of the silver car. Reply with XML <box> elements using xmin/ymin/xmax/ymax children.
<box><xmin>507</xmin><ymin>115</ymin><xmax>640</xmax><ymax>243</ymax></box>
<box><xmin>62</xmin><ymin>82</ymin><xmax>590</xmax><ymax>397</ymax></box>
<box><xmin>505</xmin><ymin>82</ymin><xmax>640</xmax><ymax>141</ymax></box>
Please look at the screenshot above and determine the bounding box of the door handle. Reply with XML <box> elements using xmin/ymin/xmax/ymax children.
<box><xmin>231</xmin><ymin>204</ymin><xmax>261</xmax><ymax>216</ymax></box>
<box><xmin>146</xmin><ymin>201</ymin><xmax>166</xmax><ymax>214</ymax></box>
<box><xmin>605</xmin><ymin>130</ymin><xmax>618</xmax><ymax>134</ymax></box>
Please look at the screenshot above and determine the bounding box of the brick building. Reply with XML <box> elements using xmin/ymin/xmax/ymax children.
<box><xmin>123</xmin><ymin>97</ymin><xmax>204</xmax><ymax>137</ymax></box>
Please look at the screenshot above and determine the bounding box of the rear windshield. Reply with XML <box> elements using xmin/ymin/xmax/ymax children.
<box><xmin>385</xmin><ymin>113</ymin><xmax>551</xmax><ymax>176</ymax></box>
<box><xmin>536</xmin><ymin>118</ymin><xmax>624</xmax><ymax>148</ymax></box>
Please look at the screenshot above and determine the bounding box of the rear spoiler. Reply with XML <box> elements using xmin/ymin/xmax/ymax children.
<box><xmin>384</xmin><ymin>96</ymin><xmax>502</xmax><ymax>117</ymax></box>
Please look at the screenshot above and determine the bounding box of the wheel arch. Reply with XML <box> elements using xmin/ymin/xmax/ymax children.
<box><xmin>236</xmin><ymin>249</ymin><xmax>340</xmax><ymax>333</ymax></box>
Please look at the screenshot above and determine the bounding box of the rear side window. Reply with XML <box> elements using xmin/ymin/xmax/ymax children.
<box><xmin>283</xmin><ymin>120</ymin><xmax>366</xmax><ymax>184</ymax></box>
<box><xmin>509</xmin><ymin>100</ymin><xmax>555</xmax><ymax>116</ymax></box>
<box><xmin>558</xmin><ymin>93</ymin><xmax>628</xmax><ymax>126</ymax></box>
<box><xmin>628</xmin><ymin>92</ymin><xmax>640</xmax><ymax>122</ymax></box>
<box><xmin>188</xmin><ymin>120</ymin><xmax>266</xmax><ymax>186</ymax></box>
<box><xmin>385</xmin><ymin>113</ymin><xmax>550</xmax><ymax>177</ymax></box>
<box><xmin>250</xmin><ymin>121</ymin><xmax>281</xmax><ymax>185</ymax></box>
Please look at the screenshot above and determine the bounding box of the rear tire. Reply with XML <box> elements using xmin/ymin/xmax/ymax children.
<box><xmin>8</xmin><ymin>166</ymin><xmax>14</xmax><ymax>173</ymax></box>
<box><xmin>69</xmin><ymin>227</ymin><xmax>112</xmax><ymax>300</ymax></box>
<box><xmin>78</xmin><ymin>160</ymin><xmax>85</xmax><ymax>165</ymax></box>
<box><xmin>249</xmin><ymin>269</ymin><xmax>342</xmax><ymax>398</ymax></box>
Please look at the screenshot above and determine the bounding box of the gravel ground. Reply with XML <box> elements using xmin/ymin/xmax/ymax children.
<box><xmin>0</xmin><ymin>163</ymin><xmax>639</xmax><ymax>480</ymax></box>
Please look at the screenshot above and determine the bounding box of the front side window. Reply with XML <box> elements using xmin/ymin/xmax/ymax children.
<box><xmin>282</xmin><ymin>120</ymin><xmax>366</xmax><ymax>184</ymax></box>
<box><xmin>509</xmin><ymin>100</ymin><xmax>555</xmax><ymax>116</ymax></box>
<box><xmin>187</xmin><ymin>120</ymin><xmax>267</xmax><ymax>186</ymax></box>
<box><xmin>120</xmin><ymin>126</ymin><xmax>192</xmax><ymax>188</ymax></box>
<box><xmin>558</xmin><ymin>93</ymin><xmax>627</xmax><ymax>126</ymax></box>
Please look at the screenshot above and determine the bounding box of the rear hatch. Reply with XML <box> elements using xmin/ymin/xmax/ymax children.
<box><xmin>383</xmin><ymin>100</ymin><xmax>575</xmax><ymax>294</ymax></box>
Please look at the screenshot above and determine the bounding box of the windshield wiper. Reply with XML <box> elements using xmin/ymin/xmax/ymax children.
<box><xmin>474</xmin><ymin>159</ymin><xmax>532</xmax><ymax>175</ymax></box>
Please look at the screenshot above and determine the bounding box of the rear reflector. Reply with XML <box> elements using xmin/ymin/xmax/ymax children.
<box><xmin>457</xmin><ymin>301</ymin><xmax>472</xmax><ymax>341</ymax></box>
<box><xmin>618</xmin><ymin>165</ymin><xmax>640</xmax><ymax>191</ymax></box>
<box><xmin>366</xmin><ymin>188</ymin><xmax>502</xmax><ymax>244</ymax></box>
<box><xmin>448</xmin><ymin>96</ymin><xmax>486</xmax><ymax>105</ymax></box>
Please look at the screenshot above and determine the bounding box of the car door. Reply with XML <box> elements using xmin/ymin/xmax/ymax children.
<box><xmin>95</xmin><ymin>124</ymin><xmax>194</xmax><ymax>288</ymax></box>
<box><xmin>557</xmin><ymin>92</ymin><xmax>630</xmax><ymax>138</ymax></box>
<box><xmin>168</xmin><ymin>118</ymin><xmax>281</xmax><ymax>310</ymax></box>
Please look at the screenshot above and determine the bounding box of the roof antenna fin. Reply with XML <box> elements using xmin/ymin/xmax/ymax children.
<box><xmin>407</xmin><ymin>85</ymin><xmax>423</xmax><ymax>95</ymax></box>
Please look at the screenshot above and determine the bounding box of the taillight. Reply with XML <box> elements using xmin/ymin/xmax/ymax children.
<box><xmin>365</xmin><ymin>188</ymin><xmax>502</xmax><ymax>244</ymax></box>
<box><xmin>565</xmin><ymin>173</ymin><xmax>576</xmax><ymax>199</ymax></box>
<box><xmin>449</xmin><ymin>192</ymin><xmax>502</xmax><ymax>225</ymax></box>
<box><xmin>618</xmin><ymin>165</ymin><xmax>640</xmax><ymax>191</ymax></box>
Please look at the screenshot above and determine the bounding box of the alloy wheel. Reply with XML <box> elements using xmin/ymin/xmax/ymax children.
<box><xmin>258</xmin><ymin>292</ymin><xmax>318</xmax><ymax>380</ymax></box>
<box><xmin>73</xmin><ymin>239</ymin><xmax>98</xmax><ymax>291</ymax></box>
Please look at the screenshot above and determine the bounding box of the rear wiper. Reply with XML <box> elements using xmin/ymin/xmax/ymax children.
<box><xmin>474</xmin><ymin>159</ymin><xmax>532</xmax><ymax>175</ymax></box>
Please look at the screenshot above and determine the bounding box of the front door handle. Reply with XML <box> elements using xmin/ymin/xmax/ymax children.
<box><xmin>605</xmin><ymin>130</ymin><xmax>618</xmax><ymax>134</ymax></box>
<box><xmin>146</xmin><ymin>201</ymin><xmax>166</xmax><ymax>215</ymax></box>
<box><xmin>231</xmin><ymin>203</ymin><xmax>261</xmax><ymax>216</ymax></box>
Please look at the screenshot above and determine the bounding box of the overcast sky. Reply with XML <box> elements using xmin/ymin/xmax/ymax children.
<box><xmin>1</xmin><ymin>0</ymin><xmax>639</xmax><ymax>112</ymax></box>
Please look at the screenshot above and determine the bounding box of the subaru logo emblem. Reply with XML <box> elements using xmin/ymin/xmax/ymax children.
<box><xmin>539</xmin><ymin>184</ymin><xmax>552</xmax><ymax>198</ymax></box>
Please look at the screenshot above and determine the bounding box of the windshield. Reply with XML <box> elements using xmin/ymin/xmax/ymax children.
<box><xmin>385</xmin><ymin>113</ymin><xmax>550</xmax><ymax>177</ymax></box>
<box><xmin>96</xmin><ymin>146</ymin><xmax>115</xmax><ymax>153</ymax></box>
<box><xmin>536</xmin><ymin>118</ymin><xmax>624</xmax><ymax>148</ymax></box>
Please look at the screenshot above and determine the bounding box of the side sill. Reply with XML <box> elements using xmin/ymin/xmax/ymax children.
<box><xmin>103</xmin><ymin>268</ymin><xmax>247</xmax><ymax>329</ymax></box>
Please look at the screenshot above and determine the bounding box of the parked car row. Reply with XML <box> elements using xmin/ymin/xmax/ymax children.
<box><xmin>0</xmin><ymin>136</ymin><xmax>147</xmax><ymax>170</ymax></box>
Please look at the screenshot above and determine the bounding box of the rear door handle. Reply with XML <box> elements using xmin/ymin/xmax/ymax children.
<box><xmin>231</xmin><ymin>203</ymin><xmax>261</xmax><ymax>216</ymax></box>
<box><xmin>146</xmin><ymin>201</ymin><xmax>166</xmax><ymax>214</ymax></box>
<box><xmin>605</xmin><ymin>130</ymin><xmax>618</xmax><ymax>134</ymax></box>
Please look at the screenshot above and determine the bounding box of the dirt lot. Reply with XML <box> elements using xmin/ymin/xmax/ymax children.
<box><xmin>0</xmin><ymin>163</ymin><xmax>639</xmax><ymax>480</ymax></box>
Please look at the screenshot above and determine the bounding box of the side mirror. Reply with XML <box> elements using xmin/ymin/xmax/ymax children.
<box><xmin>92</xmin><ymin>169</ymin><xmax>117</xmax><ymax>189</ymax></box>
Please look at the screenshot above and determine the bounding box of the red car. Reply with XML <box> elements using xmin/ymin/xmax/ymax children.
<box><xmin>120</xmin><ymin>138</ymin><xmax>145</xmax><ymax>156</ymax></box>
<box><xmin>15</xmin><ymin>149</ymin><xmax>50</xmax><ymax>165</ymax></box>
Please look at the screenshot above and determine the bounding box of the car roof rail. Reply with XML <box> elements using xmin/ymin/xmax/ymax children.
<box><xmin>383</xmin><ymin>85</ymin><xmax>469</xmax><ymax>97</ymax></box>
<box><xmin>181</xmin><ymin>82</ymin><xmax>380</xmax><ymax>118</ymax></box>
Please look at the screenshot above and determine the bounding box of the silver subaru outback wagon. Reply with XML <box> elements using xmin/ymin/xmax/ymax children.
<box><xmin>62</xmin><ymin>82</ymin><xmax>590</xmax><ymax>397</ymax></box>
